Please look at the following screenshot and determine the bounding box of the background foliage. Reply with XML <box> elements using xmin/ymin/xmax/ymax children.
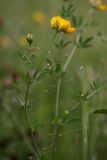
<box><xmin>0</xmin><ymin>0</ymin><xmax>107</xmax><ymax>160</ymax></box>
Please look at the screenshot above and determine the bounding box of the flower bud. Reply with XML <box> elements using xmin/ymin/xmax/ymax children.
<box><xmin>26</xmin><ymin>33</ymin><xmax>33</xmax><ymax>45</ymax></box>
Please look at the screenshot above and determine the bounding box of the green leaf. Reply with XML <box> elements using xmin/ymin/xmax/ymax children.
<box><xmin>64</xmin><ymin>118</ymin><xmax>81</xmax><ymax>125</ymax></box>
<box><xmin>55</xmin><ymin>63</ymin><xmax>62</xmax><ymax>73</ymax></box>
<box><xmin>45</xmin><ymin>58</ymin><xmax>53</xmax><ymax>66</ymax></box>
<box><xmin>15</xmin><ymin>96</ymin><xmax>24</xmax><ymax>106</ymax></box>
<box><xmin>63</xmin><ymin>41</ymin><xmax>72</xmax><ymax>47</ymax></box>
<box><xmin>84</xmin><ymin>37</ymin><xmax>93</xmax><ymax>44</ymax></box>
<box><xmin>36</xmin><ymin>70</ymin><xmax>50</xmax><ymax>81</ymax></box>
<box><xmin>71</xmin><ymin>15</ymin><xmax>77</xmax><ymax>27</ymax></box>
<box><xmin>67</xmin><ymin>4</ymin><xmax>73</xmax><ymax>11</ymax></box>
<box><xmin>31</xmin><ymin>69</ymin><xmax>40</xmax><ymax>81</ymax></box>
<box><xmin>94</xmin><ymin>109</ymin><xmax>107</xmax><ymax>115</ymax></box>
<box><xmin>55</xmin><ymin>39</ymin><xmax>72</xmax><ymax>49</ymax></box>
<box><xmin>60</xmin><ymin>2</ymin><xmax>75</xmax><ymax>18</ymax></box>
<box><xmin>89</xmin><ymin>81</ymin><xmax>99</xmax><ymax>90</ymax></box>
<box><xmin>77</xmin><ymin>36</ymin><xmax>94</xmax><ymax>48</ymax></box>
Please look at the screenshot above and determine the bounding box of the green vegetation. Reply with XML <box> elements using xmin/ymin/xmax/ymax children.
<box><xmin>0</xmin><ymin>0</ymin><xmax>107</xmax><ymax>160</ymax></box>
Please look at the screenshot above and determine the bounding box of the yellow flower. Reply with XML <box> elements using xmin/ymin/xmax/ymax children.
<box><xmin>97</xmin><ymin>4</ymin><xmax>106</xmax><ymax>11</ymax></box>
<box><xmin>51</xmin><ymin>16</ymin><xmax>76</xmax><ymax>34</ymax></box>
<box><xmin>32</xmin><ymin>11</ymin><xmax>46</xmax><ymax>24</ymax></box>
<box><xmin>51</xmin><ymin>16</ymin><xmax>62</xmax><ymax>28</ymax></box>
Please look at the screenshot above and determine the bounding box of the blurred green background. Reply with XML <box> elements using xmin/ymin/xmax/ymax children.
<box><xmin>0</xmin><ymin>0</ymin><xmax>107</xmax><ymax>160</ymax></box>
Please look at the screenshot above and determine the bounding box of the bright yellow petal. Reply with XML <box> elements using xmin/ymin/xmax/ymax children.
<box><xmin>51</xmin><ymin>16</ymin><xmax>61</xmax><ymax>28</ymax></box>
<box><xmin>65</xmin><ymin>27</ymin><xmax>76</xmax><ymax>34</ymax></box>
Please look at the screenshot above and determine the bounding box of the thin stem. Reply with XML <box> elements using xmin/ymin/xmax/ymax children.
<box><xmin>24</xmin><ymin>81</ymin><xmax>30</xmax><ymax>130</ymax></box>
<box><xmin>32</xmin><ymin>31</ymin><xmax>58</xmax><ymax>82</ymax></box>
<box><xmin>50</xmin><ymin>29</ymin><xmax>82</xmax><ymax>160</ymax></box>
<box><xmin>50</xmin><ymin>32</ymin><xmax>81</xmax><ymax>160</ymax></box>
<box><xmin>50</xmin><ymin>7</ymin><xmax>94</xmax><ymax>160</ymax></box>
<box><xmin>50</xmin><ymin>78</ymin><xmax>62</xmax><ymax>160</ymax></box>
<box><xmin>24</xmin><ymin>51</ymin><xmax>42</xmax><ymax>160</ymax></box>
<box><xmin>63</xmin><ymin>45</ymin><xmax>77</xmax><ymax>72</ymax></box>
<box><xmin>82</xmin><ymin>102</ymin><xmax>88</xmax><ymax>160</ymax></box>
<box><xmin>37</xmin><ymin>31</ymin><xmax>58</xmax><ymax>69</ymax></box>
<box><xmin>55</xmin><ymin>78</ymin><xmax>62</xmax><ymax>117</ymax></box>
<box><xmin>24</xmin><ymin>80</ymin><xmax>42</xmax><ymax>159</ymax></box>
<box><xmin>62</xmin><ymin>32</ymin><xmax>81</xmax><ymax>73</ymax></box>
<box><xmin>24</xmin><ymin>31</ymin><xmax>57</xmax><ymax>159</ymax></box>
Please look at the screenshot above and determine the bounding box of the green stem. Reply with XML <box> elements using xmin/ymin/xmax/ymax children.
<box><xmin>82</xmin><ymin>100</ymin><xmax>92</xmax><ymax>160</ymax></box>
<box><xmin>55</xmin><ymin>78</ymin><xmax>62</xmax><ymax>117</ymax></box>
<box><xmin>82</xmin><ymin>102</ymin><xmax>89</xmax><ymax>160</ymax></box>
<box><xmin>24</xmin><ymin>77</ymin><xmax>41</xmax><ymax>159</ymax></box>
<box><xmin>37</xmin><ymin>31</ymin><xmax>58</xmax><ymax>69</ymax></box>
<box><xmin>63</xmin><ymin>45</ymin><xmax>77</xmax><ymax>72</ymax></box>
<box><xmin>62</xmin><ymin>31</ymin><xmax>81</xmax><ymax>73</ymax></box>
<box><xmin>32</xmin><ymin>31</ymin><xmax>58</xmax><ymax>82</ymax></box>
<box><xmin>50</xmin><ymin>33</ymin><xmax>81</xmax><ymax>160</ymax></box>
<box><xmin>50</xmin><ymin>7</ymin><xmax>94</xmax><ymax>160</ymax></box>
<box><xmin>50</xmin><ymin>78</ymin><xmax>62</xmax><ymax>160</ymax></box>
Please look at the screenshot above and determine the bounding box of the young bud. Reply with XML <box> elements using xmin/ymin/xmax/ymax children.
<box><xmin>26</xmin><ymin>33</ymin><xmax>33</xmax><ymax>45</ymax></box>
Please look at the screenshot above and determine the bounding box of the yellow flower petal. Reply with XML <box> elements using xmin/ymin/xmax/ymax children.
<box><xmin>58</xmin><ymin>19</ymin><xmax>70</xmax><ymax>30</ymax></box>
<box><xmin>65</xmin><ymin>27</ymin><xmax>76</xmax><ymax>34</ymax></box>
<box><xmin>51</xmin><ymin>16</ymin><xmax>62</xmax><ymax>28</ymax></box>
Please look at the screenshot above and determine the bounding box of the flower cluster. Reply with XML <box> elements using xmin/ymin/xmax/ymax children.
<box><xmin>90</xmin><ymin>0</ymin><xmax>106</xmax><ymax>11</ymax></box>
<box><xmin>51</xmin><ymin>16</ymin><xmax>76</xmax><ymax>34</ymax></box>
